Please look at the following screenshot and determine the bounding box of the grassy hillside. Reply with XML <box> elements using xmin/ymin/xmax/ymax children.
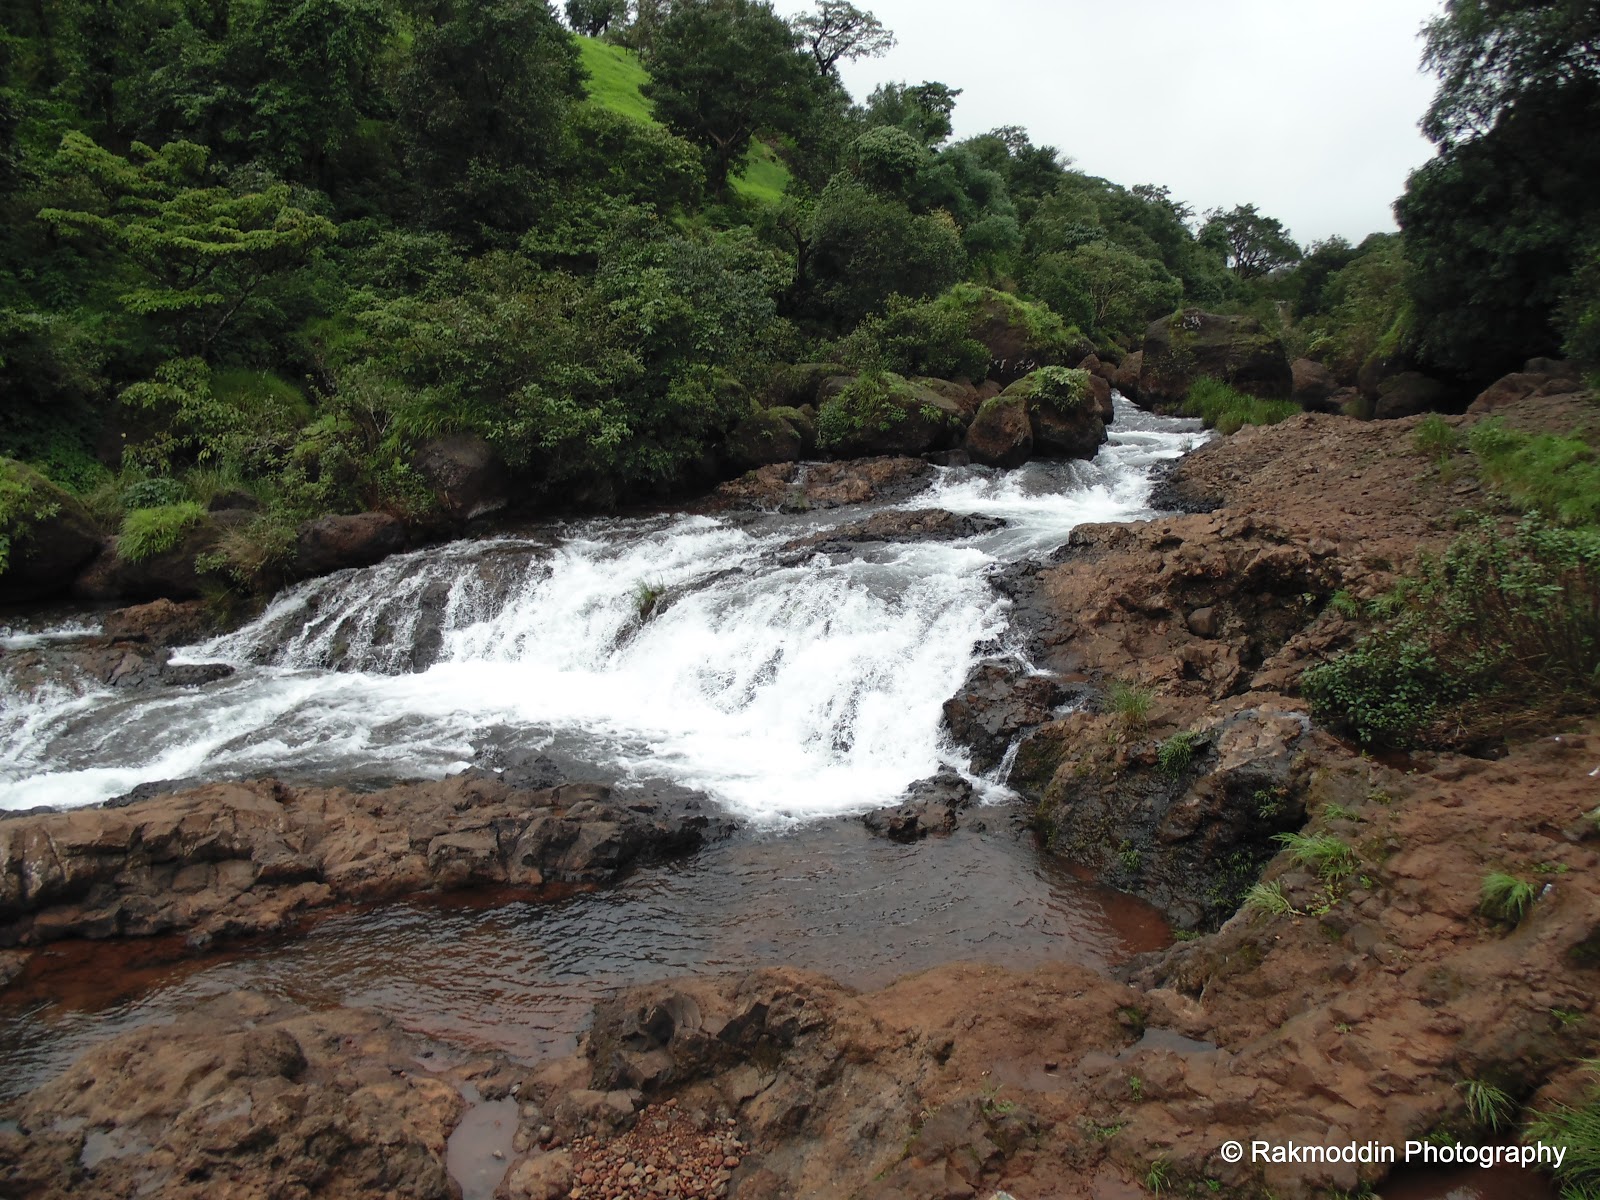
<box><xmin>574</xmin><ymin>35</ymin><xmax>790</xmax><ymax>204</ymax></box>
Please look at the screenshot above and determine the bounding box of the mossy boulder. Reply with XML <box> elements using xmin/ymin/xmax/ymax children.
<box><xmin>0</xmin><ymin>458</ymin><xmax>104</xmax><ymax>604</ymax></box>
<box><xmin>766</xmin><ymin>362</ymin><xmax>836</xmax><ymax>409</ymax></box>
<box><xmin>1002</xmin><ymin>367</ymin><xmax>1107</xmax><ymax>460</ymax></box>
<box><xmin>964</xmin><ymin>393</ymin><xmax>1033</xmax><ymax>468</ymax></box>
<box><xmin>913</xmin><ymin>376</ymin><xmax>981</xmax><ymax>422</ymax></box>
<box><xmin>75</xmin><ymin>506</ymin><xmax>223</xmax><ymax>602</ymax></box>
<box><xmin>1138</xmin><ymin>309</ymin><xmax>1292</xmax><ymax>410</ymax></box>
<box><xmin>939</xmin><ymin>284</ymin><xmax>1089</xmax><ymax>385</ymax></box>
<box><xmin>724</xmin><ymin>406</ymin><xmax>815</xmax><ymax>472</ymax></box>
<box><xmin>816</xmin><ymin>372</ymin><xmax>963</xmax><ymax>459</ymax></box>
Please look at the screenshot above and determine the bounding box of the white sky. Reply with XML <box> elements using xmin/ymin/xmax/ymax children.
<box><xmin>773</xmin><ymin>0</ymin><xmax>1444</xmax><ymax>246</ymax></box>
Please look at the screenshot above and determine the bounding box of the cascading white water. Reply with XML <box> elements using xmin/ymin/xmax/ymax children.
<box><xmin>0</xmin><ymin>398</ymin><xmax>1206</xmax><ymax>819</ymax></box>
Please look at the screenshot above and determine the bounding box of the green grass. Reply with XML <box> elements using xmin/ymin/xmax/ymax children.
<box><xmin>574</xmin><ymin>34</ymin><xmax>791</xmax><ymax>203</ymax></box>
<box><xmin>1180</xmin><ymin>377</ymin><xmax>1301</xmax><ymax>434</ymax></box>
<box><xmin>1413</xmin><ymin>413</ymin><xmax>1463</xmax><ymax>464</ymax></box>
<box><xmin>1480</xmin><ymin>871</ymin><xmax>1538</xmax><ymax>925</ymax></box>
<box><xmin>575</xmin><ymin>36</ymin><xmax>656</xmax><ymax>124</ymax></box>
<box><xmin>1467</xmin><ymin>417</ymin><xmax>1600</xmax><ymax>528</ymax></box>
<box><xmin>1157</xmin><ymin>730</ymin><xmax>1202</xmax><ymax>776</ymax></box>
<box><xmin>0</xmin><ymin>458</ymin><xmax>64</xmax><ymax>575</ymax></box>
<box><xmin>1273</xmin><ymin>831</ymin><xmax>1357</xmax><ymax>881</ymax></box>
<box><xmin>118</xmin><ymin>501</ymin><xmax>206</xmax><ymax>563</ymax></box>
<box><xmin>1525</xmin><ymin>1066</ymin><xmax>1600</xmax><ymax>1198</ymax></box>
<box><xmin>1244</xmin><ymin>879</ymin><xmax>1297</xmax><ymax>917</ymax></box>
<box><xmin>1457</xmin><ymin>1079</ymin><xmax>1515</xmax><ymax>1130</ymax></box>
<box><xmin>1105</xmin><ymin>680</ymin><xmax>1154</xmax><ymax>728</ymax></box>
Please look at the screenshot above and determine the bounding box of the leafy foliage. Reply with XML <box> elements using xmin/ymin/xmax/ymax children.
<box><xmin>0</xmin><ymin>459</ymin><xmax>62</xmax><ymax>574</ymax></box>
<box><xmin>1180</xmin><ymin>378</ymin><xmax>1299</xmax><ymax>434</ymax></box>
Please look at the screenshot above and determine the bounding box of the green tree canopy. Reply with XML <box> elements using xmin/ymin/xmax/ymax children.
<box><xmin>1199</xmin><ymin>204</ymin><xmax>1302</xmax><ymax>279</ymax></box>
<box><xmin>791</xmin><ymin>1</ymin><xmax>895</xmax><ymax>76</ymax></box>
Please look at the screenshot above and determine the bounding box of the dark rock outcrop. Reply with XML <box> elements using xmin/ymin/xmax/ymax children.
<box><xmin>1467</xmin><ymin>359</ymin><xmax>1587</xmax><ymax>414</ymax></box>
<box><xmin>1138</xmin><ymin>310</ymin><xmax>1292</xmax><ymax>409</ymax></box>
<box><xmin>0</xmin><ymin>775</ymin><xmax>732</xmax><ymax>950</ymax></box>
<box><xmin>862</xmin><ymin>768</ymin><xmax>977</xmax><ymax>841</ymax></box>
<box><xmin>723</xmin><ymin>407</ymin><xmax>813</xmax><ymax>472</ymax></box>
<box><xmin>1290</xmin><ymin>358</ymin><xmax>1337</xmax><ymax>411</ymax></box>
<box><xmin>411</xmin><ymin>433</ymin><xmax>510</xmax><ymax>522</ymax></box>
<box><xmin>1111</xmin><ymin>350</ymin><xmax>1143</xmax><ymax>401</ymax></box>
<box><xmin>779</xmin><ymin>509</ymin><xmax>1004</xmax><ymax>559</ymax></box>
<box><xmin>710</xmin><ymin>457</ymin><xmax>934</xmax><ymax>513</ymax></box>
<box><xmin>1002</xmin><ymin>369</ymin><xmax>1107</xmax><ymax>460</ymax></box>
<box><xmin>291</xmin><ymin>511</ymin><xmax>406</xmax><ymax>576</ymax></box>
<box><xmin>942</xmin><ymin>662</ymin><xmax>1067</xmax><ymax>774</ymax></box>
<box><xmin>1374</xmin><ymin>371</ymin><xmax>1451</xmax><ymax>419</ymax></box>
<box><xmin>73</xmin><ymin>519</ymin><xmax>221</xmax><ymax>603</ymax></box>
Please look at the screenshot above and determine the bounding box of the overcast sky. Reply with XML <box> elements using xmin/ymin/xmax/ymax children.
<box><xmin>772</xmin><ymin>0</ymin><xmax>1444</xmax><ymax>246</ymax></box>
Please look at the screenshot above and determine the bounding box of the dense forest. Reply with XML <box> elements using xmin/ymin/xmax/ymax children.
<box><xmin>0</xmin><ymin>0</ymin><xmax>1596</xmax><ymax>599</ymax></box>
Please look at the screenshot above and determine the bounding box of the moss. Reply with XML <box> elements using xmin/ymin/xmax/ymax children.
<box><xmin>118</xmin><ymin>501</ymin><xmax>208</xmax><ymax>564</ymax></box>
<box><xmin>0</xmin><ymin>458</ymin><xmax>64</xmax><ymax>575</ymax></box>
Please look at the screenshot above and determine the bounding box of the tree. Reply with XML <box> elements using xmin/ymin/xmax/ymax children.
<box><xmin>1027</xmin><ymin>241</ymin><xmax>1180</xmax><ymax>343</ymax></box>
<box><xmin>1199</xmin><ymin>204</ymin><xmax>1302</xmax><ymax>279</ymax></box>
<box><xmin>1396</xmin><ymin>0</ymin><xmax>1600</xmax><ymax>378</ymax></box>
<box><xmin>863</xmin><ymin>80</ymin><xmax>960</xmax><ymax>146</ymax></box>
<box><xmin>399</xmin><ymin>0</ymin><xmax>585</xmax><ymax>242</ymax></box>
<box><xmin>565</xmin><ymin>0</ymin><xmax>627</xmax><ymax>36</ymax></box>
<box><xmin>791</xmin><ymin>1</ymin><xmax>894</xmax><ymax>76</ymax></box>
<box><xmin>641</xmin><ymin>0</ymin><xmax>816</xmax><ymax>195</ymax></box>
<box><xmin>38</xmin><ymin>134</ymin><xmax>336</xmax><ymax>359</ymax></box>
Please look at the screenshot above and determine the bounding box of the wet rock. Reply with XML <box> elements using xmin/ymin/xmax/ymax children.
<box><xmin>412</xmin><ymin>433</ymin><xmax>510</xmax><ymax>522</ymax></box>
<box><xmin>964</xmin><ymin>393</ymin><xmax>1033</xmax><ymax>468</ymax></box>
<box><xmin>1000</xmin><ymin>369</ymin><xmax>1108</xmax><ymax>460</ymax></box>
<box><xmin>1111</xmin><ymin>350</ymin><xmax>1143</xmax><ymax>401</ymax></box>
<box><xmin>159</xmin><ymin>661</ymin><xmax>234</xmax><ymax>687</ymax></box>
<box><xmin>74</xmin><ymin>519</ymin><xmax>223</xmax><ymax>603</ymax></box>
<box><xmin>710</xmin><ymin>457</ymin><xmax>934</xmax><ymax>513</ymax></box>
<box><xmin>1</xmin><ymin>991</ymin><xmax>463</xmax><ymax>1200</ymax></box>
<box><xmin>862</xmin><ymin>768</ymin><xmax>977</xmax><ymax>841</ymax></box>
<box><xmin>942</xmin><ymin>663</ymin><xmax>1067</xmax><ymax>774</ymax></box>
<box><xmin>779</xmin><ymin>510</ymin><xmax>1005</xmax><ymax>559</ymax></box>
<box><xmin>1139</xmin><ymin>309</ymin><xmax>1292</xmax><ymax>410</ymax></box>
<box><xmin>0</xmin><ymin>775</ymin><xmax>732</xmax><ymax>951</ymax></box>
<box><xmin>471</xmin><ymin>744</ymin><xmax>567</xmax><ymax>791</ymax></box>
<box><xmin>100</xmin><ymin>599</ymin><xmax>213</xmax><ymax>647</ymax></box>
<box><xmin>1374</xmin><ymin>371</ymin><xmax>1452</xmax><ymax>419</ymax></box>
<box><xmin>723</xmin><ymin>407</ymin><xmax>813</xmax><ymax>472</ymax></box>
<box><xmin>1290</xmin><ymin>358</ymin><xmax>1337</xmax><ymax>411</ymax></box>
<box><xmin>292</xmin><ymin>511</ymin><xmax>406</xmax><ymax>577</ymax></box>
<box><xmin>0</xmin><ymin>462</ymin><xmax>103</xmax><ymax>605</ymax></box>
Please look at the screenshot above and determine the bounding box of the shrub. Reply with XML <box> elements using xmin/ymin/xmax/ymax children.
<box><xmin>837</xmin><ymin>293</ymin><xmax>990</xmax><ymax>381</ymax></box>
<box><xmin>1244</xmin><ymin>879</ymin><xmax>1296</xmax><ymax>917</ymax></box>
<box><xmin>816</xmin><ymin>371</ymin><xmax>912</xmax><ymax>452</ymax></box>
<box><xmin>1025</xmin><ymin>365</ymin><xmax>1092</xmax><ymax>410</ymax></box>
<box><xmin>118</xmin><ymin>502</ymin><xmax>207</xmax><ymax>563</ymax></box>
<box><xmin>1180</xmin><ymin>377</ymin><xmax>1299</xmax><ymax>434</ymax></box>
<box><xmin>1458</xmin><ymin>1079</ymin><xmax>1515</xmax><ymax>1130</ymax></box>
<box><xmin>1413</xmin><ymin>413</ymin><xmax>1463</xmax><ymax>463</ymax></box>
<box><xmin>1480</xmin><ymin>871</ymin><xmax>1538</xmax><ymax>925</ymax></box>
<box><xmin>0</xmin><ymin>458</ymin><xmax>63</xmax><ymax>575</ymax></box>
<box><xmin>1302</xmin><ymin>519</ymin><xmax>1600</xmax><ymax>749</ymax></box>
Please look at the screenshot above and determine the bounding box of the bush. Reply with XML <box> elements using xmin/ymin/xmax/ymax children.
<box><xmin>837</xmin><ymin>293</ymin><xmax>990</xmax><ymax>381</ymax></box>
<box><xmin>1180</xmin><ymin>377</ymin><xmax>1300</xmax><ymax>434</ymax></box>
<box><xmin>1480</xmin><ymin>871</ymin><xmax>1538</xmax><ymax>926</ymax></box>
<box><xmin>816</xmin><ymin>372</ymin><xmax>913</xmax><ymax>452</ymax></box>
<box><xmin>0</xmin><ymin>458</ymin><xmax>62</xmax><ymax>575</ymax></box>
<box><xmin>1026</xmin><ymin>365</ymin><xmax>1092</xmax><ymax>409</ymax></box>
<box><xmin>1413</xmin><ymin>413</ymin><xmax>1463</xmax><ymax>463</ymax></box>
<box><xmin>1525</xmin><ymin>1066</ymin><xmax>1600</xmax><ymax>1198</ymax></box>
<box><xmin>118</xmin><ymin>502</ymin><xmax>207</xmax><ymax>563</ymax></box>
<box><xmin>1302</xmin><ymin>519</ymin><xmax>1600</xmax><ymax>749</ymax></box>
<box><xmin>1157</xmin><ymin>730</ymin><xmax>1202</xmax><ymax>776</ymax></box>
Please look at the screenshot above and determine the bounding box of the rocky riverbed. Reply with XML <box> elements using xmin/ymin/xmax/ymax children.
<box><xmin>2</xmin><ymin>388</ymin><xmax>1597</xmax><ymax>1199</ymax></box>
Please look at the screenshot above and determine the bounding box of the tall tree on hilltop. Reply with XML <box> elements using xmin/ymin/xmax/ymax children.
<box><xmin>1199</xmin><ymin>204</ymin><xmax>1302</xmax><ymax>279</ymax></box>
<box><xmin>565</xmin><ymin>0</ymin><xmax>627</xmax><ymax>36</ymax></box>
<box><xmin>791</xmin><ymin>1</ymin><xmax>894</xmax><ymax>76</ymax></box>
<box><xmin>642</xmin><ymin>0</ymin><xmax>815</xmax><ymax>194</ymax></box>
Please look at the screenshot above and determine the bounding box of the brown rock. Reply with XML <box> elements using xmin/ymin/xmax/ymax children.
<box><xmin>963</xmin><ymin>393</ymin><xmax>1033</xmax><ymax>468</ymax></box>
<box><xmin>0</xmin><ymin>460</ymin><xmax>103</xmax><ymax>605</ymax></box>
<box><xmin>412</xmin><ymin>433</ymin><xmax>510</xmax><ymax>522</ymax></box>
<box><xmin>1290</xmin><ymin>358</ymin><xmax>1337</xmax><ymax>410</ymax></box>
<box><xmin>292</xmin><ymin>511</ymin><xmax>406</xmax><ymax>577</ymax></box>
<box><xmin>1139</xmin><ymin>310</ymin><xmax>1292</xmax><ymax>409</ymax></box>
<box><xmin>1374</xmin><ymin>371</ymin><xmax>1451</xmax><ymax>419</ymax></box>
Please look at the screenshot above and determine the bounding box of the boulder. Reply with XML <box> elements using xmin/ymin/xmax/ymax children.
<box><xmin>723</xmin><ymin>407</ymin><xmax>811</xmax><ymax>473</ymax></box>
<box><xmin>712</xmin><ymin>457</ymin><xmax>933</xmax><ymax>512</ymax></box>
<box><xmin>942</xmin><ymin>663</ymin><xmax>1068</xmax><ymax>774</ymax></box>
<box><xmin>1290</xmin><ymin>358</ymin><xmax>1337</xmax><ymax>411</ymax></box>
<box><xmin>1356</xmin><ymin>349</ymin><xmax>1416</xmax><ymax>403</ymax></box>
<box><xmin>1111</xmin><ymin>350</ymin><xmax>1143</xmax><ymax>400</ymax></box>
<box><xmin>1087</xmin><ymin>372</ymin><xmax>1114</xmax><ymax>422</ymax></box>
<box><xmin>862</xmin><ymin>769</ymin><xmax>977</xmax><ymax>842</ymax></box>
<box><xmin>1374</xmin><ymin>371</ymin><xmax>1450</xmax><ymax>420</ymax></box>
<box><xmin>778</xmin><ymin>509</ymin><xmax>1006</xmax><ymax>560</ymax></box>
<box><xmin>964</xmin><ymin>393</ymin><xmax>1033</xmax><ymax>468</ymax></box>
<box><xmin>0</xmin><ymin>460</ymin><xmax>104</xmax><ymax>605</ymax></box>
<box><xmin>816</xmin><ymin>374</ymin><xmax>962</xmax><ymax>459</ymax></box>
<box><xmin>1468</xmin><ymin>361</ymin><xmax>1587</xmax><ymax>415</ymax></box>
<box><xmin>1002</xmin><ymin>368</ymin><xmax>1107</xmax><ymax>460</ymax></box>
<box><xmin>100</xmin><ymin>599</ymin><xmax>213</xmax><ymax>647</ymax></box>
<box><xmin>291</xmin><ymin>512</ymin><xmax>406</xmax><ymax>577</ymax></box>
<box><xmin>913</xmin><ymin>376</ymin><xmax>982</xmax><ymax>422</ymax></box>
<box><xmin>1138</xmin><ymin>310</ymin><xmax>1292</xmax><ymax>409</ymax></box>
<box><xmin>74</xmin><ymin>517</ymin><xmax>221</xmax><ymax>603</ymax></box>
<box><xmin>766</xmin><ymin>362</ymin><xmax>836</xmax><ymax>409</ymax></box>
<box><xmin>411</xmin><ymin>433</ymin><xmax>509</xmax><ymax>522</ymax></box>
<box><xmin>960</xmin><ymin>287</ymin><xmax>1086</xmax><ymax>385</ymax></box>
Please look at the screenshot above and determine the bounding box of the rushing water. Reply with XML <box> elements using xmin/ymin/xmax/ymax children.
<box><xmin>0</xmin><ymin>397</ymin><xmax>1206</xmax><ymax>819</ymax></box>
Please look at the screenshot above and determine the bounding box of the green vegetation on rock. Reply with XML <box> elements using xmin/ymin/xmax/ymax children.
<box><xmin>118</xmin><ymin>502</ymin><xmax>208</xmax><ymax>564</ymax></box>
<box><xmin>1180</xmin><ymin>378</ymin><xmax>1299</xmax><ymax>434</ymax></box>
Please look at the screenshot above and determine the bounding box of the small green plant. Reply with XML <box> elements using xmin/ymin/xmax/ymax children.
<box><xmin>1244</xmin><ymin>879</ymin><xmax>1297</xmax><ymax>917</ymax></box>
<box><xmin>1105</xmin><ymin>680</ymin><xmax>1154</xmax><ymax>728</ymax></box>
<box><xmin>1413</xmin><ymin>413</ymin><xmax>1463</xmax><ymax>463</ymax></box>
<box><xmin>1144</xmin><ymin>1156</ymin><xmax>1169</xmax><ymax>1194</ymax></box>
<box><xmin>1157</xmin><ymin>730</ymin><xmax>1202</xmax><ymax>777</ymax></box>
<box><xmin>1467</xmin><ymin>417</ymin><xmax>1600</xmax><ymax>528</ymax></box>
<box><xmin>1129</xmin><ymin>1075</ymin><xmax>1145</xmax><ymax>1101</ymax></box>
<box><xmin>1458</xmin><ymin>1078</ymin><xmax>1514</xmax><ymax>1130</ymax></box>
<box><xmin>815</xmin><ymin>371</ymin><xmax>917</xmax><ymax>454</ymax></box>
<box><xmin>1172</xmin><ymin>929</ymin><xmax>1201</xmax><ymax>942</ymax></box>
<box><xmin>1321</xmin><ymin>802</ymin><xmax>1360</xmax><ymax>823</ymax></box>
<box><xmin>1274</xmin><ymin>831</ymin><xmax>1357</xmax><ymax>880</ymax></box>
<box><xmin>1253</xmin><ymin>787</ymin><xmax>1285</xmax><ymax>820</ymax></box>
<box><xmin>1083</xmin><ymin>1119</ymin><xmax>1126</xmax><ymax>1142</ymax></box>
<box><xmin>117</xmin><ymin>501</ymin><xmax>207</xmax><ymax>563</ymax></box>
<box><xmin>634</xmin><ymin>577</ymin><xmax>667</xmax><ymax>622</ymax></box>
<box><xmin>1327</xmin><ymin>589</ymin><xmax>1362</xmax><ymax>618</ymax></box>
<box><xmin>1551</xmin><ymin>1008</ymin><xmax>1584</xmax><ymax>1027</ymax></box>
<box><xmin>1525</xmin><ymin>1069</ymin><xmax>1600</xmax><ymax>1199</ymax></box>
<box><xmin>1118</xmin><ymin>841</ymin><xmax>1143</xmax><ymax>873</ymax></box>
<box><xmin>1480</xmin><ymin>871</ymin><xmax>1538</xmax><ymax>925</ymax></box>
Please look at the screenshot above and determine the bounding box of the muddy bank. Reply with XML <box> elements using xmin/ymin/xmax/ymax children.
<box><xmin>0</xmin><ymin>773</ymin><xmax>729</xmax><ymax>952</ymax></box>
